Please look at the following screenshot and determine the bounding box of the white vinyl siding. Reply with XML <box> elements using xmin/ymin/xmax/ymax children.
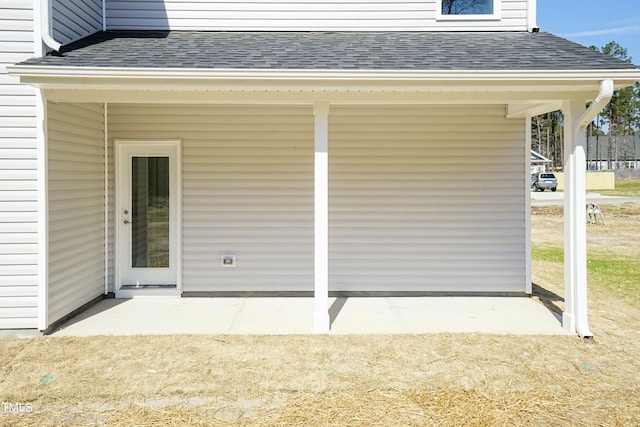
<box><xmin>107</xmin><ymin>103</ymin><xmax>525</xmax><ymax>293</ymax></box>
<box><xmin>329</xmin><ymin>105</ymin><xmax>526</xmax><ymax>292</ymax></box>
<box><xmin>0</xmin><ymin>0</ymin><xmax>38</xmax><ymax>328</ymax></box>
<box><xmin>47</xmin><ymin>102</ymin><xmax>105</xmax><ymax>325</ymax></box>
<box><xmin>52</xmin><ymin>0</ymin><xmax>103</xmax><ymax>46</ymax></box>
<box><xmin>105</xmin><ymin>0</ymin><xmax>528</xmax><ymax>31</ymax></box>
<box><xmin>107</xmin><ymin>104</ymin><xmax>314</xmax><ymax>292</ymax></box>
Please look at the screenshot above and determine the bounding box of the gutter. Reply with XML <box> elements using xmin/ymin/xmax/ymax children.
<box><xmin>574</xmin><ymin>79</ymin><xmax>614</xmax><ymax>339</ymax></box>
<box><xmin>577</xmin><ymin>79</ymin><xmax>614</xmax><ymax>129</ymax></box>
<box><xmin>41</xmin><ymin>0</ymin><xmax>61</xmax><ymax>52</ymax></box>
<box><xmin>7</xmin><ymin>66</ymin><xmax>640</xmax><ymax>83</ymax></box>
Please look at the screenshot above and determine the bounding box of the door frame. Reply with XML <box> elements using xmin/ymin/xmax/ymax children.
<box><xmin>114</xmin><ymin>139</ymin><xmax>182</xmax><ymax>298</ymax></box>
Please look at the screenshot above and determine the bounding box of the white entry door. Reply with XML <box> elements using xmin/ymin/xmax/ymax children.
<box><xmin>116</xmin><ymin>140</ymin><xmax>181</xmax><ymax>296</ymax></box>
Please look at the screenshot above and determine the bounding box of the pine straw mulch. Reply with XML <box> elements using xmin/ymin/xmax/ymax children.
<box><xmin>1</xmin><ymin>204</ymin><xmax>640</xmax><ymax>426</ymax></box>
<box><xmin>2</xmin><ymin>326</ymin><xmax>639</xmax><ymax>426</ymax></box>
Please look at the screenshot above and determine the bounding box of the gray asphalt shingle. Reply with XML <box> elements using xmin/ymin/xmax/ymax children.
<box><xmin>18</xmin><ymin>31</ymin><xmax>638</xmax><ymax>71</ymax></box>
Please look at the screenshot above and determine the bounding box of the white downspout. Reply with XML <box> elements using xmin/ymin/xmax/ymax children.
<box><xmin>41</xmin><ymin>0</ymin><xmax>62</xmax><ymax>52</ymax></box>
<box><xmin>577</xmin><ymin>80</ymin><xmax>614</xmax><ymax>129</ymax></box>
<box><xmin>575</xmin><ymin>79</ymin><xmax>614</xmax><ymax>338</ymax></box>
<box><xmin>563</xmin><ymin>79</ymin><xmax>614</xmax><ymax>338</ymax></box>
<box><xmin>527</xmin><ymin>0</ymin><xmax>538</xmax><ymax>32</ymax></box>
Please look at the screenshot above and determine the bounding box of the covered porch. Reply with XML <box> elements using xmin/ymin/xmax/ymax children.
<box><xmin>9</xmin><ymin>31</ymin><xmax>640</xmax><ymax>337</ymax></box>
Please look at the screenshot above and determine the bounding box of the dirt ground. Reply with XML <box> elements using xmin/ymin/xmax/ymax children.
<box><xmin>1</xmin><ymin>204</ymin><xmax>639</xmax><ymax>426</ymax></box>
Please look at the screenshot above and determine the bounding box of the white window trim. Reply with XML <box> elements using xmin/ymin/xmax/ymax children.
<box><xmin>436</xmin><ymin>0</ymin><xmax>501</xmax><ymax>21</ymax></box>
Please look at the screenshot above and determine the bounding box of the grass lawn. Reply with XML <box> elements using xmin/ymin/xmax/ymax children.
<box><xmin>598</xmin><ymin>178</ymin><xmax>640</xmax><ymax>197</ymax></box>
<box><xmin>532</xmin><ymin>246</ymin><xmax>640</xmax><ymax>307</ymax></box>
<box><xmin>1</xmin><ymin>203</ymin><xmax>639</xmax><ymax>426</ymax></box>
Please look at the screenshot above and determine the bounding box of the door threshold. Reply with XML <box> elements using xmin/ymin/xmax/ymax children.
<box><xmin>120</xmin><ymin>284</ymin><xmax>177</xmax><ymax>290</ymax></box>
<box><xmin>115</xmin><ymin>286</ymin><xmax>181</xmax><ymax>298</ymax></box>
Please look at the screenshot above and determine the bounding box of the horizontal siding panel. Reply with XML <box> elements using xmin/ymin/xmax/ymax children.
<box><xmin>0</xmin><ymin>265</ymin><xmax>37</xmax><ymax>275</ymax></box>
<box><xmin>0</xmin><ymin>243</ymin><xmax>38</xmax><ymax>255</ymax></box>
<box><xmin>0</xmin><ymin>285</ymin><xmax>38</xmax><ymax>297</ymax></box>
<box><xmin>0</xmin><ymin>117</ymin><xmax>38</xmax><ymax>129</ymax></box>
<box><xmin>0</xmin><ymin>41</ymin><xmax>34</xmax><ymax>53</ymax></box>
<box><xmin>0</xmin><ymin>295</ymin><xmax>38</xmax><ymax>308</ymax></box>
<box><xmin>105</xmin><ymin>0</ymin><xmax>528</xmax><ymax>31</ymax></box>
<box><xmin>0</xmin><ymin>317</ymin><xmax>37</xmax><ymax>328</ymax></box>
<box><xmin>0</xmin><ymin>52</ymin><xmax>37</xmax><ymax>64</ymax></box>
<box><xmin>107</xmin><ymin>20</ymin><xmax>526</xmax><ymax>32</ymax></box>
<box><xmin>0</xmin><ymin>31</ymin><xmax>33</xmax><ymax>43</ymax></box>
<box><xmin>47</xmin><ymin>102</ymin><xmax>105</xmax><ymax>325</ymax></box>
<box><xmin>0</xmin><ymin>128</ymin><xmax>37</xmax><ymax>139</ymax></box>
<box><xmin>0</xmin><ymin>306</ymin><xmax>37</xmax><ymax>318</ymax></box>
<box><xmin>0</xmin><ymin>84</ymin><xmax>37</xmax><ymax>98</ymax></box>
<box><xmin>0</xmin><ymin>233</ymin><xmax>36</xmax><ymax>244</ymax></box>
<box><xmin>49</xmin><ymin>213</ymin><xmax>103</xmax><ymax>235</ymax></box>
<box><xmin>0</xmin><ymin>159</ymin><xmax>36</xmax><ymax>169</ymax></box>
<box><xmin>329</xmin><ymin>105</ymin><xmax>526</xmax><ymax>292</ymax></box>
<box><xmin>0</xmin><ymin>106</ymin><xmax>36</xmax><ymax>117</ymax></box>
<box><xmin>0</xmin><ymin>211</ymin><xmax>37</xmax><ymax>222</ymax></box>
<box><xmin>0</xmin><ymin>189</ymin><xmax>36</xmax><ymax>199</ymax></box>
<box><xmin>0</xmin><ymin>201</ymin><xmax>36</xmax><ymax>212</ymax></box>
<box><xmin>0</xmin><ymin>148</ymin><xmax>36</xmax><ymax>158</ymax></box>
<box><xmin>0</xmin><ymin>253</ymin><xmax>37</xmax><ymax>264</ymax></box>
<box><xmin>0</xmin><ymin>223</ymin><xmax>36</xmax><ymax>233</ymax></box>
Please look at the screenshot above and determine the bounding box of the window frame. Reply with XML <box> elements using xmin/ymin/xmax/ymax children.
<box><xmin>436</xmin><ymin>0</ymin><xmax>501</xmax><ymax>21</ymax></box>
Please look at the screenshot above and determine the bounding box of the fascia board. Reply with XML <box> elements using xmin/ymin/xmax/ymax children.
<box><xmin>9</xmin><ymin>66</ymin><xmax>639</xmax><ymax>105</ymax></box>
<box><xmin>8</xmin><ymin>65</ymin><xmax>640</xmax><ymax>84</ymax></box>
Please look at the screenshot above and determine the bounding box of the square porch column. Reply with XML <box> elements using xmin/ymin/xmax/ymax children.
<box><xmin>562</xmin><ymin>98</ymin><xmax>592</xmax><ymax>337</ymax></box>
<box><xmin>313</xmin><ymin>102</ymin><xmax>330</xmax><ymax>333</ymax></box>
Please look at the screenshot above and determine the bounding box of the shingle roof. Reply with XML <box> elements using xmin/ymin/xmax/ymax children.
<box><xmin>18</xmin><ymin>31</ymin><xmax>638</xmax><ymax>71</ymax></box>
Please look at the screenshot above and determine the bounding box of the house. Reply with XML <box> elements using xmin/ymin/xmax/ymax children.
<box><xmin>1</xmin><ymin>0</ymin><xmax>639</xmax><ymax>337</ymax></box>
<box><xmin>530</xmin><ymin>150</ymin><xmax>551</xmax><ymax>174</ymax></box>
<box><xmin>586</xmin><ymin>135</ymin><xmax>640</xmax><ymax>171</ymax></box>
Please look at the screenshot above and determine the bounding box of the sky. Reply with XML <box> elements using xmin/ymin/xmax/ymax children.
<box><xmin>537</xmin><ymin>0</ymin><xmax>640</xmax><ymax>65</ymax></box>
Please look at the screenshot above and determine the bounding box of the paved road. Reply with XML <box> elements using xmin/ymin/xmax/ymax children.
<box><xmin>531</xmin><ymin>191</ymin><xmax>640</xmax><ymax>206</ymax></box>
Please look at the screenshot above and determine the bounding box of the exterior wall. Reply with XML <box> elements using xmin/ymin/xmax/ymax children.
<box><xmin>107</xmin><ymin>103</ymin><xmax>526</xmax><ymax>293</ymax></box>
<box><xmin>0</xmin><ymin>1</ymin><xmax>39</xmax><ymax>328</ymax></box>
<box><xmin>52</xmin><ymin>0</ymin><xmax>103</xmax><ymax>46</ymax></box>
<box><xmin>47</xmin><ymin>102</ymin><xmax>105</xmax><ymax>325</ymax></box>
<box><xmin>329</xmin><ymin>105</ymin><xmax>527</xmax><ymax>292</ymax></box>
<box><xmin>105</xmin><ymin>0</ymin><xmax>529</xmax><ymax>31</ymax></box>
<box><xmin>107</xmin><ymin>104</ymin><xmax>314</xmax><ymax>292</ymax></box>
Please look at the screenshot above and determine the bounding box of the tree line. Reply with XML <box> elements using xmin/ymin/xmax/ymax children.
<box><xmin>531</xmin><ymin>42</ymin><xmax>640</xmax><ymax>170</ymax></box>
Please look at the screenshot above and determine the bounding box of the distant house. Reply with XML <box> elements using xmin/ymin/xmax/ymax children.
<box><xmin>2</xmin><ymin>0</ymin><xmax>639</xmax><ymax>337</ymax></box>
<box><xmin>586</xmin><ymin>135</ymin><xmax>640</xmax><ymax>170</ymax></box>
<box><xmin>531</xmin><ymin>150</ymin><xmax>552</xmax><ymax>174</ymax></box>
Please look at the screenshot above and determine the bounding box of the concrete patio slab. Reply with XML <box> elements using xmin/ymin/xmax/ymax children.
<box><xmin>52</xmin><ymin>296</ymin><xmax>571</xmax><ymax>337</ymax></box>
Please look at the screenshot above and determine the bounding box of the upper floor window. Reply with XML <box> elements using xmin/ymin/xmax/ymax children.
<box><xmin>437</xmin><ymin>0</ymin><xmax>501</xmax><ymax>20</ymax></box>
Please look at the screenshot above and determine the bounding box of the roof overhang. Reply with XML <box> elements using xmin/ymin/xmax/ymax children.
<box><xmin>8</xmin><ymin>65</ymin><xmax>640</xmax><ymax>116</ymax></box>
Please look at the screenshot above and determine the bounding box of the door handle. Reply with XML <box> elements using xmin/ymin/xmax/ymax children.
<box><xmin>124</xmin><ymin>219</ymin><xmax>132</xmax><ymax>224</ymax></box>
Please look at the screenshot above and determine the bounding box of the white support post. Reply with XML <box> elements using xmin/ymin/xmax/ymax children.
<box><xmin>562</xmin><ymin>98</ymin><xmax>592</xmax><ymax>337</ymax></box>
<box><xmin>525</xmin><ymin>116</ymin><xmax>532</xmax><ymax>294</ymax></box>
<box><xmin>313</xmin><ymin>102</ymin><xmax>330</xmax><ymax>333</ymax></box>
<box><xmin>36</xmin><ymin>90</ymin><xmax>49</xmax><ymax>331</ymax></box>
